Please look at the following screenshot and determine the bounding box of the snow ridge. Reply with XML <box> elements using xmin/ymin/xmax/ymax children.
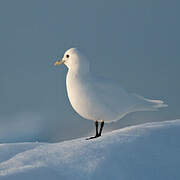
<box><xmin>0</xmin><ymin>120</ymin><xmax>180</xmax><ymax>180</ymax></box>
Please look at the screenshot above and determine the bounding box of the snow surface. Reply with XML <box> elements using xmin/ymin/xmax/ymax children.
<box><xmin>0</xmin><ymin>120</ymin><xmax>180</xmax><ymax>180</ymax></box>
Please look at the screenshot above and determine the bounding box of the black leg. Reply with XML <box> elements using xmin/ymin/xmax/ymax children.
<box><xmin>95</xmin><ymin>121</ymin><xmax>99</xmax><ymax>137</ymax></box>
<box><xmin>86</xmin><ymin>121</ymin><xmax>100</xmax><ymax>140</ymax></box>
<box><xmin>98</xmin><ymin>121</ymin><xmax>104</xmax><ymax>137</ymax></box>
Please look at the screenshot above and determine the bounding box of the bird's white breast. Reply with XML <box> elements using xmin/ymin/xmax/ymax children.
<box><xmin>66</xmin><ymin>71</ymin><xmax>119</xmax><ymax>121</ymax></box>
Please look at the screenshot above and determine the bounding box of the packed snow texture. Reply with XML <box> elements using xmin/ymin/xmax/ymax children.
<box><xmin>0</xmin><ymin>120</ymin><xmax>180</xmax><ymax>180</ymax></box>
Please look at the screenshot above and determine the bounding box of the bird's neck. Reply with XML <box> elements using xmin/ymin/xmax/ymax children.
<box><xmin>68</xmin><ymin>62</ymin><xmax>90</xmax><ymax>76</ymax></box>
<box><xmin>67</xmin><ymin>68</ymin><xmax>90</xmax><ymax>80</ymax></box>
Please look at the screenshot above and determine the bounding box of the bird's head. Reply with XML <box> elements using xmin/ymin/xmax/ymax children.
<box><xmin>54</xmin><ymin>48</ymin><xmax>89</xmax><ymax>73</ymax></box>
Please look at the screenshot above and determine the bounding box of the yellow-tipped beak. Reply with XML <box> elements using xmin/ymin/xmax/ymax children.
<box><xmin>54</xmin><ymin>59</ymin><xmax>65</xmax><ymax>66</ymax></box>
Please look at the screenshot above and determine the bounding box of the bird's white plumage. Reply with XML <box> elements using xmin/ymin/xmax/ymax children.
<box><xmin>60</xmin><ymin>48</ymin><xmax>167</xmax><ymax>122</ymax></box>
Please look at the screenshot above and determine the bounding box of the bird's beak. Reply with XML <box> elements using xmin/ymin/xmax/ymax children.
<box><xmin>54</xmin><ymin>59</ymin><xmax>65</xmax><ymax>66</ymax></box>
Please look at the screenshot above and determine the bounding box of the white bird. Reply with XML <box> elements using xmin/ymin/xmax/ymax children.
<box><xmin>54</xmin><ymin>48</ymin><xmax>167</xmax><ymax>139</ymax></box>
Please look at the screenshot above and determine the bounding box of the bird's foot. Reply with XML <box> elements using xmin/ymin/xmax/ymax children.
<box><xmin>86</xmin><ymin>134</ymin><xmax>101</xmax><ymax>140</ymax></box>
<box><xmin>86</xmin><ymin>121</ymin><xmax>104</xmax><ymax>140</ymax></box>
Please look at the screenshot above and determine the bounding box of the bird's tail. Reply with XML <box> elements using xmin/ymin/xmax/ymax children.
<box><xmin>132</xmin><ymin>94</ymin><xmax>168</xmax><ymax>112</ymax></box>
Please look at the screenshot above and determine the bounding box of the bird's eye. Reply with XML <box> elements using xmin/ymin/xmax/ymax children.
<box><xmin>66</xmin><ymin>54</ymin><xmax>69</xmax><ymax>58</ymax></box>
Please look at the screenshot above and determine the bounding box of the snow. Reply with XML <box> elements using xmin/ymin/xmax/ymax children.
<box><xmin>0</xmin><ymin>120</ymin><xmax>180</xmax><ymax>180</ymax></box>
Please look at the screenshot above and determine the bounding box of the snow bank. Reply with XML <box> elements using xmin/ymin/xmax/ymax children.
<box><xmin>0</xmin><ymin>120</ymin><xmax>180</xmax><ymax>180</ymax></box>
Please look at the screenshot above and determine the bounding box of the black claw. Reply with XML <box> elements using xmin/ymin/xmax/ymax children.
<box><xmin>86</xmin><ymin>134</ymin><xmax>100</xmax><ymax>140</ymax></box>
